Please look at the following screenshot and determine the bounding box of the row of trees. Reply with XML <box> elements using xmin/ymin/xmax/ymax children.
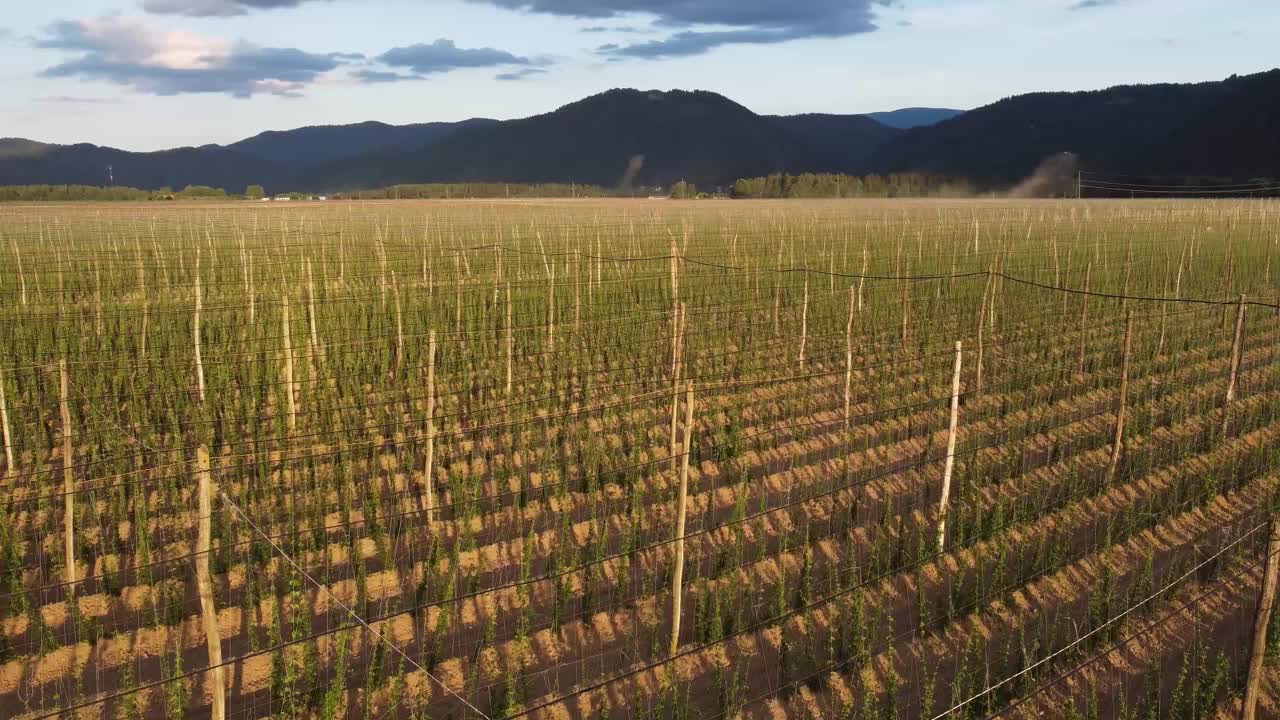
<box><xmin>3</xmin><ymin>174</ymin><xmax>976</xmax><ymax>202</ymax></box>
<box><xmin>730</xmin><ymin>172</ymin><xmax>973</xmax><ymax>198</ymax></box>
<box><xmin>334</xmin><ymin>182</ymin><xmax>611</xmax><ymax>200</ymax></box>
<box><xmin>0</xmin><ymin>184</ymin><xmax>241</xmax><ymax>202</ymax></box>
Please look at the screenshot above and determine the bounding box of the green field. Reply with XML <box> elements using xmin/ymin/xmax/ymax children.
<box><xmin>1</xmin><ymin>198</ymin><xmax>1279</xmax><ymax>720</ymax></box>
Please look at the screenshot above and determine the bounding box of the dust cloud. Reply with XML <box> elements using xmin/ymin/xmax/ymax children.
<box><xmin>1007</xmin><ymin>152</ymin><xmax>1079</xmax><ymax>198</ymax></box>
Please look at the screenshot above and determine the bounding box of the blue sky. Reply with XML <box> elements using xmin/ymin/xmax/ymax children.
<box><xmin>1</xmin><ymin>0</ymin><xmax>1275</xmax><ymax>150</ymax></box>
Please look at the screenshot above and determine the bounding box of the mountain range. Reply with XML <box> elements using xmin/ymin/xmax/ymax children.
<box><xmin>1</xmin><ymin>69</ymin><xmax>1276</xmax><ymax>194</ymax></box>
<box><xmin>866</xmin><ymin>69</ymin><xmax>1280</xmax><ymax>183</ymax></box>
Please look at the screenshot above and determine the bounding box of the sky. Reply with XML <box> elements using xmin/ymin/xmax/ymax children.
<box><xmin>0</xmin><ymin>0</ymin><xmax>1276</xmax><ymax>151</ymax></box>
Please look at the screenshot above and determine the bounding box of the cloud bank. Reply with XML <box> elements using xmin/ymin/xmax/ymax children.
<box><xmin>140</xmin><ymin>0</ymin><xmax>328</xmax><ymax>17</ymax></box>
<box><xmin>470</xmin><ymin>0</ymin><xmax>892</xmax><ymax>58</ymax></box>
<box><xmin>36</xmin><ymin>16</ymin><xmax>355</xmax><ymax>97</ymax></box>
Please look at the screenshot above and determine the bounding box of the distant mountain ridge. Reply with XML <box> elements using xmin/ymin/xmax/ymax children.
<box><xmin>0</xmin><ymin>138</ymin><xmax>289</xmax><ymax>191</ymax></box>
<box><xmin>866</xmin><ymin>70</ymin><xmax>1280</xmax><ymax>182</ymax></box>
<box><xmin>308</xmin><ymin>90</ymin><xmax>902</xmax><ymax>190</ymax></box>
<box><xmin>864</xmin><ymin>108</ymin><xmax>964</xmax><ymax>129</ymax></box>
<box><xmin>227</xmin><ymin>119</ymin><xmax>498</xmax><ymax>168</ymax></box>
<box><xmin>2</xmin><ymin>71</ymin><xmax>1276</xmax><ymax>193</ymax></box>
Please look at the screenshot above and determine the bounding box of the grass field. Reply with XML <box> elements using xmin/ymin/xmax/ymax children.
<box><xmin>1</xmin><ymin>198</ymin><xmax>1279</xmax><ymax>720</ymax></box>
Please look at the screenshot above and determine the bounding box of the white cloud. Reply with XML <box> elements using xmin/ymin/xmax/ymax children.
<box><xmin>36</xmin><ymin>15</ymin><xmax>356</xmax><ymax>97</ymax></box>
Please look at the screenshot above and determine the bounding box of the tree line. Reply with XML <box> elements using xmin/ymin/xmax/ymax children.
<box><xmin>2</xmin><ymin>174</ymin><xmax>974</xmax><ymax>202</ymax></box>
<box><xmin>0</xmin><ymin>182</ymin><xmax>619</xmax><ymax>202</ymax></box>
<box><xmin>332</xmin><ymin>183</ymin><xmax>611</xmax><ymax>200</ymax></box>
<box><xmin>0</xmin><ymin>185</ymin><xmax>236</xmax><ymax>202</ymax></box>
<box><xmin>730</xmin><ymin>172</ymin><xmax>973</xmax><ymax>198</ymax></box>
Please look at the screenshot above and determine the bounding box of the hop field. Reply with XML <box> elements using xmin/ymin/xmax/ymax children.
<box><xmin>1</xmin><ymin>198</ymin><xmax>1279</xmax><ymax>720</ymax></box>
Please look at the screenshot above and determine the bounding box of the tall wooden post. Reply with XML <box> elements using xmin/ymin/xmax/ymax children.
<box><xmin>857</xmin><ymin>242</ymin><xmax>868</xmax><ymax>311</ymax></box>
<box><xmin>1226</xmin><ymin>294</ymin><xmax>1248</xmax><ymax>403</ymax></box>
<box><xmin>1106</xmin><ymin>311</ymin><xmax>1133</xmax><ymax>483</ymax></box>
<box><xmin>669</xmin><ymin>383</ymin><xmax>694</xmax><ymax>655</ymax></box>
<box><xmin>195</xmin><ymin>446</ymin><xmax>226</xmax><ymax>720</ymax></box>
<box><xmin>505</xmin><ymin>284</ymin><xmax>514</xmax><ymax>397</ymax></box>
<box><xmin>136</xmin><ymin>236</ymin><xmax>148</xmax><ymax>357</ymax></box>
<box><xmin>0</xmin><ymin>368</ymin><xmax>13</xmax><ymax>472</ymax></box>
<box><xmin>547</xmin><ymin>265</ymin><xmax>556</xmax><ymax>354</ymax></box>
<box><xmin>899</xmin><ymin>266</ymin><xmax>911</xmax><ymax>347</ymax></box>
<box><xmin>936</xmin><ymin>341</ymin><xmax>963</xmax><ymax>552</ymax></box>
<box><xmin>1224</xmin><ymin>294</ymin><xmax>1247</xmax><ymax>437</ymax></box>
<box><xmin>1243</xmin><ymin>518</ymin><xmax>1280</xmax><ymax>720</ymax></box>
<box><xmin>1077</xmin><ymin>263</ymin><xmax>1091</xmax><ymax>377</ymax></box>
<box><xmin>975</xmin><ymin>265</ymin><xmax>993</xmax><ymax>393</ymax></box>
<box><xmin>281</xmin><ymin>299</ymin><xmax>297</xmax><ymax>432</ymax></box>
<box><xmin>60</xmin><ymin>360</ymin><xmax>76</xmax><ymax>591</ymax></box>
<box><xmin>845</xmin><ymin>286</ymin><xmax>855</xmax><ymax>428</ymax></box>
<box><xmin>394</xmin><ymin>273</ymin><xmax>404</xmax><ymax>371</ymax></box>
<box><xmin>455</xmin><ymin>257</ymin><xmax>463</xmax><ymax>336</ymax></box>
<box><xmin>424</xmin><ymin>330</ymin><xmax>437</xmax><ymax>523</ymax></box>
<box><xmin>306</xmin><ymin>258</ymin><xmax>319</xmax><ymax>352</ymax></box>
<box><xmin>773</xmin><ymin>283</ymin><xmax>781</xmax><ymax>338</ymax></box>
<box><xmin>95</xmin><ymin>264</ymin><xmax>104</xmax><ymax>337</ymax></box>
<box><xmin>669</xmin><ymin>303</ymin><xmax>686</xmax><ymax>476</ymax></box>
<box><xmin>799</xmin><ymin>277</ymin><xmax>809</xmax><ymax>371</ymax></box>
<box><xmin>195</xmin><ymin>273</ymin><xmax>205</xmax><ymax>405</ymax></box>
<box><xmin>247</xmin><ymin>249</ymin><xmax>255</xmax><ymax>329</ymax></box>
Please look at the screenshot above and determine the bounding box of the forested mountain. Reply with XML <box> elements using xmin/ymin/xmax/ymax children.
<box><xmin>227</xmin><ymin>119</ymin><xmax>496</xmax><ymax>168</ymax></box>
<box><xmin>311</xmin><ymin>89</ymin><xmax>859</xmax><ymax>190</ymax></box>
<box><xmin>0</xmin><ymin>139</ymin><xmax>288</xmax><ymax>191</ymax></box>
<box><xmin>864</xmin><ymin>108</ymin><xmax>964</xmax><ymax>129</ymax></box>
<box><xmin>866</xmin><ymin>70</ymin><xmax>1280</xmax><ymax>182</ymax></box>
<box><xmin>1140</xmin><ymin>70</ymin><xmax>1280</xmax><ymax>178</ymax></box>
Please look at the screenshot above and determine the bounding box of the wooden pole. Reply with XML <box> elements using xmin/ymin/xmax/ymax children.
<box><xmin>195</xmin><ymin>446</ymin><xmax>226</xmax><ymax>720</ymax></box>
<box><xmin>1106</xmin><ymin>311</ymin><xmax>1133</xmax><ymax>483</ymax></box>
<box><xmin>799</xmin><ymin>277</ymin><xmax>809</xmax><ymax>371</ymax></box>
<box><xmin>10</xmin><ymin>237</ymin><xmax>26</xmax><ymax>307</ymax></box>
<box><xmin>669</xmin><ymin>303</ymin><xmax>686</xmax><ymax>475</ymax></box>
<box><xmin>1157</xmin><ymin>253</ymin><xmax>1170</xmax><ymax>357</ymax></box>
<box><xmin>307</xmin><ymin>258</ymin><xmax>319</xmax><ymax>352</ymax></box>
<box><xmin>424</xmin><ymin>330</ymin><xmax>437</xmax><ymax>523</ymax></box>
<box><xmin>60</xmin><ymin>360</ymin><xmax>76</xmax><ymax>591</ymax></box>
<box><xmin>975</xmin><ymin>265</ymin><xmax>993</xmax><ymax>393</ymax></box>
<box><xmin>455</xmin><ymin>257</ymin><xmax>463</xmax><ymax>336</ymax></box>
<box><xmin>505</xmin><ymin>284</ymin><xmax>514</xmax><ymax>397</ymax></box>
<box><xmin>247</xmin><ymin>248</ymin><xmax>255</xmax><ymax>329</ymax></box>
<box><xmin>547</xmin><ymin>265</ymin><xmax>556</xmax><ymax>354</ymax></box>
<box><xmin>394</xmin><ymin>273</ymin><xmax>404</xmax><ymax>372</ymax></box>
<box><xmin>282</xmin><ymin>299</ymin><xmax>297</xmax><ymax>432</ymax></box>
<box><xmin>857</xmin><ymin>241</ymin><xmax>867</xmax><ymax>311</ymax></box>
<box><xmin>0</xmin><ymin>368</ymin><xmax>13</xmax><ymax>473</ymax></box>
<box><xmin>1226</xmin><ymin>294</ymin><xmax>1248</xmax><ymax>403</ymax></box>
<box><xmin>137</xmin><ymin>236</ymin><xmax>148</xmax><ymax>357</ymax></box>
<box><xmin>1077</xmin><ymin>263</ymin><xmax>1091</xmax><ymax>377</ymax></box>
<box><xmin>936</xmin><ymin>341</ymin><xmax>963</xmax><ymax>552</ymax></box>
<box><xmin>773</xmin><ymin>282</ymin><xmax>781</xmax><ymax>337</ymax></box>
<box><xmin>95</xmin><ymin>264</ymin><xmax>103</xmax><ymax>337</ymax></box>
<box><xmin>669</xmin><ymin>382</ymin><xmax>694</xmax><ymax>655</ymax></box>
<box><xmin>194</xmin><ymin>270</ymin><xmax>206</xmax><ymax>404</ymax></box>
<box><xmin>899</xmin><ymin>264</ymin><xmax>911</xmax><ymax>347</ymax></box>
<box><xmin>845</xmin><ymin>286</ymin><xmax>855</xmax><ymax>428</ymax></box>
<box><xmin>1224</xmin><ymin>294</ymin><xmax>1248</xmax><ymax>438</ymax></box>
<box><xmin>1243</xmin><ymin>518</ymin><xmax>1280</xmax><ymax>720</ymax></box>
